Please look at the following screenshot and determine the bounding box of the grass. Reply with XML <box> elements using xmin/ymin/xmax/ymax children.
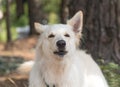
<box><xmin>0</xmin><ymin>56</ymin><xmax>24</xmax><ymax>76</ymax></box>
<box><xmin>100</xmin><ymin>62</ymin><xmax>120</xmax><ymax>87</ymax></box>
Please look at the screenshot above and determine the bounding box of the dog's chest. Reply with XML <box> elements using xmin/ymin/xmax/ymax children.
<box><xmin>41</xmin><ymin>61</ymin><xmax>83</xmax><ymax>87</ymax></box>
<box><xmin>43</xmin><ymin>63</ymin><xmax>66</xmax><ymax>85</ymax></box>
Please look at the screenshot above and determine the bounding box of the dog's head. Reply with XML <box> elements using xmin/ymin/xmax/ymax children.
<box><xmin>35</xmin><ymin>11</ymin><xmax>83</xmax><ymax>59</ymax></box>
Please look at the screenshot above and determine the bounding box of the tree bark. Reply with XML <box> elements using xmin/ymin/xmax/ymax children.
<box><xmin>16</xmin><ymin>0</ymin><xmax>24</xmax><ymax>18</ymax></box>
<box><xmin>60</xmin><ymin>0</ymin><xmax>69</xmax><ymax>24</ymax></box>
<box><xmin>68</xmin><ymin>0</ymin><xmax>120</xmax><ymax>64</ymax></box>
<box><xmin>28</xmin><ymin>0</ymin><xmax>45</xmax><ymax>35</ymax></box>
<box><xmin>6</xmin><ymin>0</ymin><xmax>11</xmax><ymax>43</ymax></box>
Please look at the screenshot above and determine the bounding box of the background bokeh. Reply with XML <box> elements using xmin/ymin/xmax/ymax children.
<box><xmin>0</xmin><ymin>0</ymin><xmax>120</xmax><ymax>87</ymax></box>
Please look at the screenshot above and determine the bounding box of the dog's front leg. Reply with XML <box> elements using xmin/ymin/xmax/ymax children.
<box><xmin>29</xmin><ymin>64</ymin><xmax>46</xmax><ymax>87</ymax></box>
<box><xmin>29</xmin><ymin>77</ymin><xmax>46</xmax><ymax>87</ymax></box>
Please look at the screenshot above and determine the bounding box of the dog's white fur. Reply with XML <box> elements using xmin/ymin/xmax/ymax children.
<box><xmin>29</xmin><ymin>11</ymin><xmax>109</xmax><ymax>87</ymax></box>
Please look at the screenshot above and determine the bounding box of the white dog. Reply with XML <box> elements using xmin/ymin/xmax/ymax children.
<box><xmin>29</xmin><ymin>11</ymin><xmax>109</xmax><ymax>87</ymax></box>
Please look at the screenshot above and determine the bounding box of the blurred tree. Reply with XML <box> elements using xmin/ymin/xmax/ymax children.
<box><xmin>60</xmin><ymin>0</ymin><xmax>69</xmax><ymax>24</ymax></box>
<box><xmin>16</xmin><ymin>0</ymin><xmax>24</xmax><ymax>18</ymax></box>
<box><xmin>28</xmin><ymin>0</ymin><xmax>45</xmax><ymax>35</ymax></box>
<box><xmin>68</xmin><ymin>0</ymin><xmax>120</xmax><ymax>64</ymax></box>
<box><xmin>28</xmin><ymin>0</ymin><xmax>41</xmax><ymax>35</ymax></box>
<box><xmin>6</xmin><ymin>0</ymin><xmax>11</xmax><ymax>43</ymax></box>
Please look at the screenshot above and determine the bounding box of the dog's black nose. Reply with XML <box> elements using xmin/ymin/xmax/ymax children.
<box><xmin>56</xmin><ymin>40</ymin><xmax>66</xmax><ymax>48</ymax></box>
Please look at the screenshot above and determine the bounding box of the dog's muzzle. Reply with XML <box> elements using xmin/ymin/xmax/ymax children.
<box><xmin>54</xmin><ymin>40</ymin><xmax>67</xmax><ymax>57</ymax></box>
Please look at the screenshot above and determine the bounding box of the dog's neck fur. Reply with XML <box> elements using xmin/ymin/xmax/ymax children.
<box><xmin>35</xmin><ymin>47</ymin><xmax>77</xmax><ymax>84</ymax></box>
<box><xmin>41</xmin><ymin>52</ymin><xmax>72</xmax><ymax>75</ymax></box>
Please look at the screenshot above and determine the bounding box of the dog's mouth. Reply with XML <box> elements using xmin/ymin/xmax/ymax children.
<box><xmin>54</xmin><ymin>50</ymin><xmax>68</xmax><ymax>57</ymax></box>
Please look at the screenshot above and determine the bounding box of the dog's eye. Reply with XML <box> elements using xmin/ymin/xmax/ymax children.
<box><xmin>64</xmin><ymin>34</ymin><xmax>70</xmax><ymax>37</ymax></box>
<box><xmin>48</xmin><ymin>34</ymin><xmax>55</xmax><ymax>38</ymax></box>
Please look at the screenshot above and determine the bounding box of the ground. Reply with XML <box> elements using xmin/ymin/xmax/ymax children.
<box><xmin>0</xmin><ymin>36</ymin><xmax>38</xmax><ymax>87</ymax></box>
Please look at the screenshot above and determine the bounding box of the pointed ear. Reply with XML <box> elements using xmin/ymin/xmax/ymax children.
<box><xmin>34</xmin><ymin>22</ymin><xmax>44</xmax><ymax>33</ymax></box>
<box><xmin>67</xmin><ymin>11</ymin><xmax>83</xmax><ymax>33</ymax></box>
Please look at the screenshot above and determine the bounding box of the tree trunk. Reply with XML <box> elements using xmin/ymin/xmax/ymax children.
<box><xmin>68</xmin><ymin>0</ymin><xmax>120</xmax><ymax>64</ymax></box>
<box><xmin>6</xmin><ymin>0</ymin><xmax>11</xmax><ymax>43</ymax></box>
<box><xmin>60</xmin><ymin>0</ymin><xmax>69</xmax><ymax>24</ymax></box>
<box><xmin>28</xmin><ymin>0</ymin><xmax>45</xmax><ymax>35</ymax></box>
<box><xmin>16</xmin><ymin>0</ymin><xmax>24</xmax><ymax>18</ymax></box>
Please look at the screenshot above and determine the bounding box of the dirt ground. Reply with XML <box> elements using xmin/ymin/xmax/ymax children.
<box><xmin>0</xmin><ymin>36</ymin><xmax>38</xmax><ymax>87</ymax></box>
<box><xmin>0</xmin><ymin>36</ymin><xmax>38</xmax><ymax>60</ymax></box>
<box><xmin>0</xmin><ymin>74</ymin><xmax>28</xmax><ymax>87</ymax></box>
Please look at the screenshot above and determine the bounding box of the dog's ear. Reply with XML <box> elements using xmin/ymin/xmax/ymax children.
<box><xmin>34</xmin><ymin>22</ymin><xmax>44</xmax><ymax>33</ymax></box>
<box><xmin>67</xmin><ymin>11</ymin><xmax>83</xmax><ymax>34</ymax></box>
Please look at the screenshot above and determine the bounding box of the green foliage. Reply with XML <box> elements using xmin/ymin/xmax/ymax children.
<box><xmin>0</xmin><ymin>0</ymin><xmax>62</xmax><ymax>42</ymax></box>
<box><xmin>0</xmin><ymin>20</ymin><xmax>17</xmax><ymax>42</ymax></box>
<box><xmin>0</xmin><ymin>19</ymin><xmax>6</xmax><ymax>42</ymax></box>
<box><xmin>101</xmin><ymin>62</ymin><xmax>120</xmax><ymax>87</ymax></box>
<box><xmin>48</xmin><ymin>12</ymin><xmax>59</xmax><ymax>24</ymax></box>
<box><xmin>13</xmin><ymin>14</ymin><xmax>28</xmax><ymax>27</ymax></box>
<box><xmin>1</xmin><ymin>0</ymin><xmax>29</xmax><ymax>27</ymax></box>
<box><xmin>42</xmin><ymin>0</ymin><xmax>61</xmax><ymax>13</ymax></box>
<box><xmin>0</xmin><ymin>57</ymin><xmax>24</xmax><ymax>75</ymax></box>
<box><xmin>0</xmin><ymin>0</ymin><xmax>61</xmax><ymax>42</ymax></box>
<box><xmin>0</xmin><ymin>1</ymin><xmax>29</xmax><ymax>42</ymax></box>
<box><xmin>42</xmin><ymin>0</ymin><xmax>61</xmax><ymax>24</ymax></box>
<box><xmin>10</xmin><ymin>2</ymin><xmax>29</xmax><ymax>27</ymax></box>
